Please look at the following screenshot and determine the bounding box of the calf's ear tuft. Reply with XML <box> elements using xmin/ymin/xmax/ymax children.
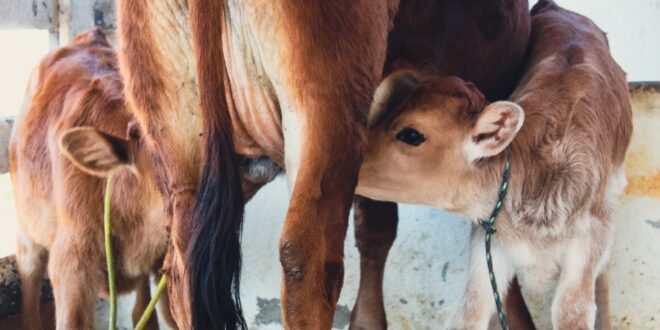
<box><xmin>369</xmin><ymin>69</ymin><xmax>422</xmax><ymax>128</ymax></box>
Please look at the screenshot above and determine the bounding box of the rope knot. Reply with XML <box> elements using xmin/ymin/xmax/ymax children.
<box><xmin>481</xmin><ymin>220</ymin><xmax>497</xmax><ymax>234</ymax></box>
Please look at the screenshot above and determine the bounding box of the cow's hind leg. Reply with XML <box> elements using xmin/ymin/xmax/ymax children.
<box><xmin>279</xmin><ymin>124</ymin><xmax>362</xmax><ymax>328</ymax></box>
<box><xmin>16</xmin><ymin>231</ymin><xmax>48</xmax><ymax>330</ymax></box>
<box><xmin>349</xmin><ymin>197</ymin><xmax>398</xmax><ymax>330</ymax></box>
<box><xmin>276</xmin><ymin>1</ymin><xmax>390</xmax><ymax>328</ymax></box>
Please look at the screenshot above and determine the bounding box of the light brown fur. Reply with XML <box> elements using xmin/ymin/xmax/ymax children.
<box><xmin>9</xmin><ymin>29</ymin><xmax>175</xmax><ymax>330</ymax></box>
<box><xmin>357</xmin><ymin>2</ymin><xmax>632</xmax><ymax>329</ymax></box>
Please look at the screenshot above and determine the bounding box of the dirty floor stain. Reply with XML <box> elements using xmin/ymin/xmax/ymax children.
<box><xmin>254</xmin><ymin>297</ymin><xmax>351</xmax><ymax>329</ymax></box>
<box><xmin>645</xmin><ymin>219</ymin><xmax>660</xmax><ymax>229</ymax></box>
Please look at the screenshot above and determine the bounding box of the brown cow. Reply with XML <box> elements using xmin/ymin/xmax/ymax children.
<box><xmin>116</xmin><ymin>1</ymin><xmax>390</xmax><ymax>328</ymax></box>
<box><xmin>9</xmin><ymin>29</ymin><xmax>175</xmax><ymax>330</ymax></box>
<box><xmin>357</xmin><ymin>1</ymin><xmax>632</xmax><ymax>329</ymax></box>
<box><xmin>116</xmin><ymin>0</ymin><xmax>534</xmax><ymax>328</ymax></box>
<box><xmin>351</xmin><ymin>0</ymin><xmax>533</xmax><ymax>328</ymax></box>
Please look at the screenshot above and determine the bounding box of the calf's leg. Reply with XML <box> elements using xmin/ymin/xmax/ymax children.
<box><xmin>132</xmin><ymin>276</ymin><xmax>159</xmax><ymax>330</ymax></box>
<box><xmin>500</xmin><ymin>277</ymin><xmax>536</xmax><ymax>329</ymax></box>
<box><xmin>349</xmin><ymin>197</ymin><xmax>398</xmax><ymax>330</ymax></box>
<box><xmin>16</xmin><ymin>231</ymin><xmax>48</xmax><ymax>330</ymax></box>
<box><xmin>594</xmin><ymin>271</ymin><xmax>611</xmax><ymax>330</ymax></box>
<box><xmin>48</xmin><ymin>232</ymin><xmax>103</xmax><ymax>330</ymax></box>
<box><xmin>551</xmin><ymin>224</ymin><xmax>609</xmax><ymax>330</ymax></box>
<box><xmin>448</xmin><ymin>230</ymin><xmax>515</xmax><ymax>329</ymax></box>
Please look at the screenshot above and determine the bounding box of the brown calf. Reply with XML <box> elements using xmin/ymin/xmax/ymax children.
<box><xmin>9</xmin><ymin>29</ymin><xmax>174</xmax><ymax>330</ymax></box>
<box><xmin>357</xmin><ymin>1</ymin><xmax>632</xmax><ymax>329</ymax></box>
<box><xmin>351</xmin><ymin>0</ymin><xmax>533</xmax><ymax>328</ymax></box>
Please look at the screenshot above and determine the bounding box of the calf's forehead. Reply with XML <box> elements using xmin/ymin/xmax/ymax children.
<box><xmin>392</xmin><ymin>94</ymin><xmax>476</xmax><ymax>131</ymax></box>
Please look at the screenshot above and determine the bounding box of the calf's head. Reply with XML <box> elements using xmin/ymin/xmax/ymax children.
<box><xmin>357</xmin><ymin>70</ymin><xmax>524</xmax><ymax>211</ymax></box>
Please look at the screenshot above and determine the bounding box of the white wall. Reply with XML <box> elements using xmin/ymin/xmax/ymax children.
<box><xmin>531</xmin><ymin>0</ymin><xmax>660</xmax><ymax>81</ymax></box>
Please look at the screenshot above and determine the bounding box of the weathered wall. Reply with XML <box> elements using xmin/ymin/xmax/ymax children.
<box><xmin>0</xmin><ymin>0</ymin><xmax>57</xmax><ymax>30</ymax></box>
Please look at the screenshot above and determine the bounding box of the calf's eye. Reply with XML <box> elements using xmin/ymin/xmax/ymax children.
<box><xmin>396</xmin><ymin>128</ymin><xmax>426</xmax><ymax>146</ymax></box>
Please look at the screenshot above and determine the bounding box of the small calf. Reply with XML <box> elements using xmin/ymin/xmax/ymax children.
<box><xmin>10</xmin><ymin>29</ymin><xmax>175</xmax><ymax>330</ymax></box>
<box><xmin>357</xmin><ymin>1</ymin><xmax>632</xmax><ymax>329</ymax></box>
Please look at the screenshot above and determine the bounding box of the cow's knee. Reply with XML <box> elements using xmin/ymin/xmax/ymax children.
<box><xmin>279</xmin><ymin>238</ymin><xmax>308</xmax><ymax>284</ymax></box>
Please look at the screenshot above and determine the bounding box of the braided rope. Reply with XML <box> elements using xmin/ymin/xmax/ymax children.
<box><xmin>480</xmin><ymin>154</ymin><xmax>511</xmax><ymax>330</ymax></box>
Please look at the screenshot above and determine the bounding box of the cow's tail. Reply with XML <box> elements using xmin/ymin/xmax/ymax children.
<box><xmin>187</xmin><ymin>0</ymin><xmax>247</xmax><ymax>329</ymax></box>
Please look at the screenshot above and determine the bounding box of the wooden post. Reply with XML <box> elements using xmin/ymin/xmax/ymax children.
<box><xmin>58</xmin><ymin>0</ymin><xmax>116</xmax><ymax>45</ymax></box>
<box><xmin>0</xmin><ymin>117</ymin><xmax>13</xmax><ymax>174</ymax></box>
<box><xmin>0</xmin><ymin>0</ymin><xmax>116</xmax><ymax>49</ymax></box>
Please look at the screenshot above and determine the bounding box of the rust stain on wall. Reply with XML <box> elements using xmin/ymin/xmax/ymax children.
<box><xmin>624</xmin><ymin>89</ymin><xmax>660</xmax><ymax>199</ymax></box>
<box><xmin>626</xmin><ymin>171</ymin><xmax>660</xmax><ymax>198</ymax></box>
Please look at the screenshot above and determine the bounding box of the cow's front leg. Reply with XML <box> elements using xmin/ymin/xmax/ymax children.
<box><xmin>350</xmin><ymin>197</ymin><xmax>398</xmax><ymax>330</ymax></box>
<box><xmin>448</xmin><ymin>229</ymin><xmax>514</xmax><ymax>330</ymax></box>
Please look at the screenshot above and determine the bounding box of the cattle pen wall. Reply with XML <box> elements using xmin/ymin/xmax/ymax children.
<box><xmin>0</xmin><ymin>1</ymin><xmax>658</xmax><ymax>329</ymax></box>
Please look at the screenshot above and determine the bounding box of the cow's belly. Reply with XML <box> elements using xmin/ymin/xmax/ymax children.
<box><xmin>222</xmin><ymin>1</ymin><xmax>284</xmax><ymax>166</ymax></box>
<box><xmin>223</xmin><ymin>1</ymin><xmax>286</xmax><ymax>165</ymax></box>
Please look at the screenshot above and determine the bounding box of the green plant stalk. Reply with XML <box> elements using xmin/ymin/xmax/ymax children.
<box><xmin>104</xmin><ymin>174</ymin><xmax>117</xmax><ymax>330</ymax></box>
<box><xmin>134</xmin><ymin>274</ymin><xmax>168</xmax><ymax>330</ymax></box>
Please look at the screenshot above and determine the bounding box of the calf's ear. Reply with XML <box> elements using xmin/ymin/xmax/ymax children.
<box><xmin>59</xmin><ymin>127</ymin><xmax>133</xmax><ymax>177</ymax></box>
<box><xmin>464</xmin><ymin>101</ymin><xmax>524</xmax><ymax>162</ymax></box>
<box><xmin>369</xmin><ymin>69</ymin><xmax>422</xmax><ymax>127</ymax></box>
